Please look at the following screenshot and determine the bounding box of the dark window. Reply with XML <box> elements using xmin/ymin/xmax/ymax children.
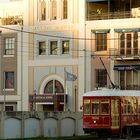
<box><xmin>95</xmin><ymin>33</ymin><xmax>107</xmax><ymax>51</ymax></box>
<box><xmin>100</xmin><ymin>99</ymin><xmax>109</xmax><ymax>114</ymax></box>
<box><xmin>55</xmin><ymin>80</ymin><xmax>64</xmax><ymax>93</ymax></box>
<box><xmin>83</xmin><ymin>99</ymin><xmax>90</xmax><ymax>115</ymax></box>
<box><xmin>4</xmin><ymin>38</ymin><xmax>15</xmax><ymax>55</ymax></box>
<box><xmin>62</xmin><ymin>40</ymin><xmax>69</xmax><ymax>54</ymax></box>
<box><xmin>120</xmin><ymin>33</ymin><xmax>125</xmax><ymax>55</ymax></box>
<box><xmin>133</xmin><ymin>32</ymin><xmax>138</xmax><ymax>55</ymax></box>
<box><xmin>96</xmin><ymin>69</ymin><xmax>107</xmax><ymax>87</ymax></box>
<box><xmin>44</xmin><ymin>80</ymin><xmax>64</xmax><ymax>94</ymax></box>
<box><xmin>126</xmin><ymin>34</ymin><xmax>131</xmax><ymax>55</ymax></box>
<box><xmin>50</xmin><ymin>41</ymin><xmax>57</xmax><ymax>55</ymax></box>
<box><xmin>91</xmin><ymin>99</ymin><xmax>99</xmax><ymax>114</ymax></box>
<box><xmin>120</xmin><ymin>71</ymin><xmax>125</xmax><ymax>90</ymax></box>
<box><xmin>51</xmin><ymin>0</ymin><xmax>57</xmax><ymax>20</ymax></box>
<box><xmin>39</xmin><ymin>41</ymin><xmax>46</xmax><ymax>55</ymax></box>
<box><xmin>40</xmin><ymin>0</ymin><xmax>46</xmax><ymax>20</ymax></box>
<box><xmin>5</xmin><ymin>72</ymin><xmax>14</xmax><ymax>89</ymax></box>
<box><xmin>5</xmin><ymin>106</ymin><xmax>14</xmax><ymax>111</ymax></box>
<box><xmin>120</xmin><ymin>32</ymin><xmax>137</xmax><ymax>56</ymax></box>
<box><xmin>63</xmin><ymin>0</ymin><xmax>68</xmax><ymax>19</ymax></box>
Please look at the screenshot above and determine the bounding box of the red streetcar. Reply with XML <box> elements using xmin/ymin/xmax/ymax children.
<box><xmin>83</xmin><ymin>88</ymin><xmax>140</xmax><ymax>137</ymax></box>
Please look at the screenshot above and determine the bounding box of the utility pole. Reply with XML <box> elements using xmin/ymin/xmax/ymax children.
<box><xmin>20</xmin><ymin>21</ymin><xmax>24</xmax><ymax>139</ymax></box>
<box><xmin>21</xmin><ymin>23</ymin><xmax>23</xmax><ymax>112</ymax></box>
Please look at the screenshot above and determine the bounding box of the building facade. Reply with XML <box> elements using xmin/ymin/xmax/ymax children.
<box><xmin>0</xmin><ymin>0</ymin><xmax>29</xmax><ymax>111</ymax></box>
<box><xmin>86</xmin><ymin>0</ymin><xmax>140</xmax><ymax>91</ymax></box>
<box><xmin>28</xmin><ymin>0</ymin><xmax>83</xmax><ymax>112</ymax></box>
<box><xmin>0</xmin><ymin>0</ymin><xmax>140</xmax><ymax>112</ymax></box>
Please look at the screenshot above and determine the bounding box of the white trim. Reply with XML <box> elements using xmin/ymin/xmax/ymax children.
<box><xmin>3</xmin><ymin>89</ymin><xmax>14</xmax><ymax>91</ymax></box>
<box><xmin>36</xmin><ymin>102</ymin><xmax>54</xmax><ymax>105</ymax></box>
<box><xmin>3</xmin><ymin>55</ymin><xmax>14</xmax><ymax>57</ymax></box>
<box><xmin>83</xmin><ymin>89</ymin><xmax>140</xmax><ymax>97</ymax></box>
<box><xmin>39</xmin><ymin>74</ymin><xmax>65</xmax><ymax>95</ymax></box>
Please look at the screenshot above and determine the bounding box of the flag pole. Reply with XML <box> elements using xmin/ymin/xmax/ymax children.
<box><xmin>64</xmin><ymin>68</ymin><xmax>66</xmax><ymax>111</ymax></box>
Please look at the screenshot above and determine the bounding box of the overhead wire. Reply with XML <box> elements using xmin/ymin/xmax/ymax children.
<box><xmin>0</xmin><ymin>25</ymin><xmax>139</xmax><ymax>41</ymax></box>
<box><xmin>0</xmin><ymin>25</ymin><xmax>140</xmax><ymax>58</ymax></box>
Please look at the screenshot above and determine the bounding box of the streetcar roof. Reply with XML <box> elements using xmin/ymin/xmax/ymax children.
<box><xmin>83</xmin><ymin>88</ymin><xmax>140</xmax><ymax>97</ymax></box>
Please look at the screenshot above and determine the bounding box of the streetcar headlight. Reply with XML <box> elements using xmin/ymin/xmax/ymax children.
<box><xmin>94</xmin><ymin>120</ymin><xmax>96</xmax><ymax>123</ymax></box>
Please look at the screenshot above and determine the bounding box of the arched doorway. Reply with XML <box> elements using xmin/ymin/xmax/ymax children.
<box><xmin>43</xmin><ymin>80</ymin><xmax>65</xmax><ymax>111</ymax></box>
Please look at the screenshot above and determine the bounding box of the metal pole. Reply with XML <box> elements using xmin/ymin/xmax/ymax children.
<box><xmin>21</xmin><ymin>25</ymin><xmax>23</xmax><ymax>111</ymax></box>
<box><xmin>64</xmin><ymin>77</ymin><xmax>66</xmax><ymax>111</ymax></box>
<box><xmin>64</xmin><ymin>68</ymin><xmax>66</xmax><ymax>111</ymax></box>
<box><xmin>74</xmin><ymin>85</ymin><xmax>77</xmax><ymax>112</ymax></box>
<box><xmin>3</xmin><ymin>72</ymin><xmax>5</xmax><ymax>111</ymax></box>
<box><xmin>0</xmin><ymin>32</ymin><xmax>5</xmax><ymax>111</ymax></box>
<box><xmin>83</xmin><ymin>48</ymin><xmax>86</xmax><ymax>92</ymax></box>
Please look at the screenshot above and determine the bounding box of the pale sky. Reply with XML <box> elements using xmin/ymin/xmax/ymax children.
<box><xmin>0</xmin><ymin>0</ymin><xmax>10</xmax><ymax>3</ymax></box>
<box><xmin>0</xmin><ymin>0</ymin><xmax>23</xmax><ymax>17</ymax></box>
<box><xmin>0</xmin><ymin>0</ymin><xmax>22</xmax><ymax>3</ymax></box>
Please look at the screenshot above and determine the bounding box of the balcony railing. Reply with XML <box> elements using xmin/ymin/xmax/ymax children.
<box><xmin>87</xmin><ymin>11</ymin><xmax>135</xmax><ymax>20</ymax></box>
<box><xmin>0</xmin><ymin>15</ymin><xmax>23</xmax><ymax>25</ymax></box>
<box><xmin>120</xmin><ymin>85</ymin><xmax>140</xmax><ymax>90</ymax></box>
<box><xmin>109</xmin><ymin>48</ymin><xmax>140</xmax><ymax>59</ymax></box>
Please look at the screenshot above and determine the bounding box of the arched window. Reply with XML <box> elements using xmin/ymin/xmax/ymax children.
<box><xmin>44</xmin><ymin>80</ymin><xmax>64</xmax><ymax>94</ymax></box>
<box><xmin>39</xmin><ymin>0</ymin><xmax>46</xmax><ymax>20</ymax></box>
<box><xmin>51</xmin><ymin>0</ymin><xmax>57</xmax><ymax>20</ymax></box>
<box><xmin>62</xmin><ymin>0</ymin><xmax>68</xmax><ymax>19</ymax></box>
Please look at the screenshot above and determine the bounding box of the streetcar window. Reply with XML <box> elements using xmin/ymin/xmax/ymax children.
<box><xmin>138</xmin><ymin>98</ymin><xmax>140</xmax><ymax>113</ymax></box>
<box><xmin>131</xmin><ymin>97</ymin><xmax>137</xmax><ymax>114</ymax></box>
<box><xmin>83</xmin><ymin>99</ymin><xmax>90</xmax><ymax>115</ymax></box>
<box><xmin>123</xmin><ymin>98</ymin><xmax>132</xmax><ymax>114</ymax></box>
<box><xmin>91</xmin><ymin>99</ymin><xmax>99</xmax><ymax>114</ymax></box>
<box><xmin>100</xmin><ymin>100</ymin><xmax>109</xmax><ymax>114</ymax></box>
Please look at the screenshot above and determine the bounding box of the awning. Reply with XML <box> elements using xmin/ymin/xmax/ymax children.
<box><xmin>114</xmin><ymin>28</ymin><xmax>140</xmax><ymax>33</ymax></box>
<box><xmin>91</xmin><ymin>29</ymin><xmax>110</xmax><ymax>33</ymax></box>
<box><xmin>114</xmin><ymin>65</ymin><xmax>140</xmax><ymax>71</ymax></box>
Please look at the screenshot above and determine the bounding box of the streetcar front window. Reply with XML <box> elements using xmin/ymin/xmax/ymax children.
<box><xmin>83</xmin><ymin>99</ymin><xmax>90</xmax><ymax>115</ymax></box>
<box><xmin>100</xmin><ymin>100</ymin><xmax>109</xmax><ymax>114</ymax></box>
<box><xmin>91</xmin><ymin>99</ymin><xmax>99</xmax><ymax>114</ymax></box>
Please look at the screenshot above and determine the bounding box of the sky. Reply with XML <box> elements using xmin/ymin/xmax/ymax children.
<box><xmin>0</xmin><ymin>0</ymin><xmax>10</xmax><ymax>3</ymax></box>
<box><xmin>0</xmin><ymin>0</ymin><xmax>22</xmax><ymax>3</ymax></box>
<box><xmin>0</xmin><ymin>0</ymin><xmax>23</xmax><ymax>17</ymax></box>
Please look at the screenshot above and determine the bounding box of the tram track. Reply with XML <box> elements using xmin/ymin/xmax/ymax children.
<box><xmin>58</xmin><ymin>135</ymin><xmax>140</xmax><ymax>140</ymax></box>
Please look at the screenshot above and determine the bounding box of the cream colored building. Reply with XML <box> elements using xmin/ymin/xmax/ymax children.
<box><xmin>28</xmin><ymin>0</ymin><xmax>85</xmax><ymax>111</ymax></box>
<box><xmin>0</xmin><ymin>0</ymin><xmax>29</xmax><ymax>111</ymax></box>
<box><xmin>0</xmin><ymin>0</ymin><xmax>140</xmax><ymax>111</ymax></box>
<box><xmin>86</xmin><ymin>0</ymin><xmax>140</xmax><ymax>91</ymax></box>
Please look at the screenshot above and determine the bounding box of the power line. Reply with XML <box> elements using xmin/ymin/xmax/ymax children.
<box><xmin>0</xmin><ymin>25</ymin><xmax>140</xmax><ymax>58</ymax></box>
<box><xmin>0</xmin><ymin>25</ymin><xmax>139</xmax><ymax>41</ymax></box>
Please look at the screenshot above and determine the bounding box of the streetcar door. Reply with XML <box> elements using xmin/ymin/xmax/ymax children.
<box><xmin>111</xmin><ymin>99</ymin><xmax>120</xmax><ymax>129</ymax></box>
